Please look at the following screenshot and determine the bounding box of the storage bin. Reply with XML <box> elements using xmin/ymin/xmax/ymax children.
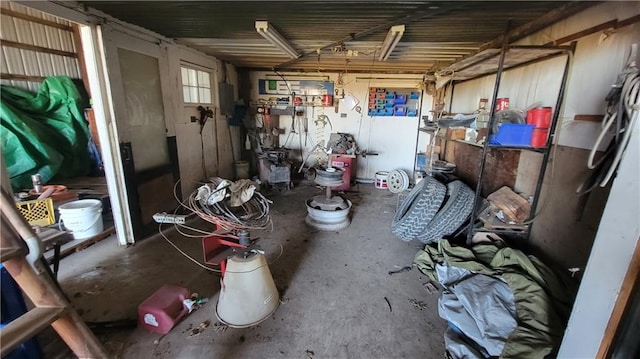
<box><xmin>385</xmin><ymin>91</ymin><xmax>396</xmax><ymax>99</ymax></box>
<box><xmin>393</xmin><ymin>105</ymin><xmax>407</xmax><ymax>116</ymax></box>
<box><xmin>376</xmin><ymin>104</ymin><xmax>385</xmax><ymax>110</ymax></box>
<box><xmin>416</xmin><ymin>153</ymin><xmax>428</xmax><ymax>169</ymax></box>
<box><xmin>409</xmin><ymin>91</ymin><xmax>420</xmax><ymax>99</ymax></box>
<box><xmin>385</xmin><ymin>99</ymin><xmax>395</xmax><ymax>107</ymax></box>
<box><xmin>394</xmin><ymin>94</ymin><xmax>407</xmax><ymax>104</ymax></box>
<box><xmin>376</xmin><ymin>88</ymin><xmax>386</xmax><ymax>93</ymax></box>
<box><xmin>489</xmin><ymin>124</ymin><xmax>534</xmax><ymax>146</ymax></box>
<box><xmin>369</xmin><ymin>87</ymin><xmax>377</xmax><ymax>93</ymax></box>
<box><xmin>383</xmin><ymin>108</ymin><xmax>394</xmax><ymax>116</ymax></box>
<box><xmin>16</xmin><ymin>198</ymin><xmax>55</xmax><ymax>226</ymax></box>
<box><xmin>407</xmin><ymin>108</ymin><xmax>418</xmax><ymax>116</ymax></box>
<box><xmin>377</xmin><ymin>93</ymin><xmax>386</xmax><ymax>99</ymax></box>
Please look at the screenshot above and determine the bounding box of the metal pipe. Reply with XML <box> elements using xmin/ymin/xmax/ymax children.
<box><xmin>526</xmin><ymin>43</ymin><xmax>575</xmax><ymax>240</ymax></box>
<box><xmin>466</xmin><ymin>22</ymin><xmax>511</xmax><ymax>244</ymax></box>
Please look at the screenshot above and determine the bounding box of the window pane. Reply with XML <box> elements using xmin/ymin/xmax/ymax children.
<box><xmin>183</xmin><ymin>86</ymin><xmax>191</xmax><ymax>103</ymax></box>
<box><xmin>199</xmin><ymin>88</ymin><xmax>212</xmax><ymax>104</ymax></box>
<box><xmin>181</xmin><ymin>67</ymin><xmax>189</xmax><ymax>86</ymax></box>
<box><xmin>198</xmin><ymin>71</ymin><xmax>210</xmax><ymax>88</ymax></box>
<box><xmin>188</xmin><ymin>69</ymin><xmax>197</xmax><ymax>86</ymax></box>
<box><xmin>189</xmin><ymin>86</ymin><xmax>199</xmax><ymax>103</ymax></box>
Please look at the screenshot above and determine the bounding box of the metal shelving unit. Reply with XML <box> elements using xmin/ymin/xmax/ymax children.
<box><xmin>447</xmin><ymin>41</ymin><xmax>577</xmax><ymax>243</ymax></box>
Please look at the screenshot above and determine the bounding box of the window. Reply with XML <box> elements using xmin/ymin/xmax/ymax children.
<box><xmin>181</xmin><ymin>66</ymin><xmax>212</xmax><ymax>104</ymax></box>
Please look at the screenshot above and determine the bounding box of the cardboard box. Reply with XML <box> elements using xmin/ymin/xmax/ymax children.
<box><xmin>425</xmin><ymin>144</ymin><xmax>441</xmax><ymax>154</ymax></box>
<box><xmin>445</xmin><ymin>127</ymin><xmax>466</xmax><ymax>140</ymax></box>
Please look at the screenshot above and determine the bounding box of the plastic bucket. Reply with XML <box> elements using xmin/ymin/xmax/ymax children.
<box><xmin>526</xmin><ymin>107</ymin><xmax>552</xmax><ymax>128</ymax></box>
<box><xmin>235</xmin><ymin>160</ymin><xmax>249</xmax><ymax>179</ymax></box>
<box><xmin>531</xmin><ymin>128</ymin><xmax>550</xmax><ymax>148</ymax></box>
<box><xmin>527</xmin><ymin>107</ymin><xmax>552</xmax><ymax>147</ymax></box>
<box><xmin>59</xmin><ymin>199</ymin><xmax>103</xmax><ymax>240</ymax></box>
<box><xmin>375</xmin><ymin>171</ymin><xmax>388</xmax><ymax>189</ymax></box>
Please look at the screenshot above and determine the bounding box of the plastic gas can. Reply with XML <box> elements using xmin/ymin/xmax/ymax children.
<box><xmin>138</xmin><ymin>284</ymin><xmax>191</xmax><ymax>334</ymax></box>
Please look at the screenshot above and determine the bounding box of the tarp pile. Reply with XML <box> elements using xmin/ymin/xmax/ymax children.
<box><xmin>1</xmin><ymin>76</ymin><xmax>91</xmax><ymax>190</ymax></box>
<box><xmin>415</xmin><ymin>239</ymin><xmax>577</xmax><ymax>358</ymax></box>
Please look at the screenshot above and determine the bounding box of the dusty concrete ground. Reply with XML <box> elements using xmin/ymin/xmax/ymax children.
<box><xmin>44</xmin><ymin>182</ymin><xmax>447</xmax><ymax>358</ymax></box>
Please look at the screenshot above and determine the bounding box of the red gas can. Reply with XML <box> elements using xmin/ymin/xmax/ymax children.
<box><xmin>138</xmin><ymin>284</ymin><xmax>191</xmax><ymax>334</ymax></box>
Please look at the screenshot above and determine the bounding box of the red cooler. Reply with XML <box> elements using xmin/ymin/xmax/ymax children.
<box><xmin>527</xmin><ymin>107</ymin><xmax>552</xmax><ymax>148</ymax></box>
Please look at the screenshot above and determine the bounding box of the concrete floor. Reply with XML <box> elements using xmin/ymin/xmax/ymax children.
<box><xmin>44</xmin><ymin>183</ymin><xmax>447</xmax><ymax>358</ymax></box>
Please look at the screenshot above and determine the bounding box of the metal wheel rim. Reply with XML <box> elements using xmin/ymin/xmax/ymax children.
<box><xmin>387</xmin><ymin>170</ymin><xmax>409</xmax><ymax>193</ymax></box>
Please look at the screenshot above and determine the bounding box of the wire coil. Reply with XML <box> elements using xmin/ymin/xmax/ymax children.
<box><xmin>186</xmin><ymin>177</ymin><xmax>272</xmax><ymax>231</ymax></box>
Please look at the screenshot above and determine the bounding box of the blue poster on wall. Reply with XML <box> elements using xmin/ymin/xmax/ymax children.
<box><xmin>258</xmin><ymin>79</ymin><xmax>334</xmax><ymax>96</ymax></box>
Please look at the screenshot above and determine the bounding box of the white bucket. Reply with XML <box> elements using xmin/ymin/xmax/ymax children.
<box><xmin>375</xmin><ymin>171</ymin><xmax>389</xmax><ymax>189</ymax></box>
<box><xmin>59</xmin><ymin>199</ymin><xmax>103</xmax><ymax>240</ymax></box>
<box><xmin>235</xmin><ymin>161</ymin><xmax>249</xmax><ymax>179</ymax></box>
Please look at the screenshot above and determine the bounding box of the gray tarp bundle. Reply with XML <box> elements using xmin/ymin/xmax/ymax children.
<box><xmin>415</xmin><ymin>239</ymin><xmax>577</xmax><ymax>359</ymax></box>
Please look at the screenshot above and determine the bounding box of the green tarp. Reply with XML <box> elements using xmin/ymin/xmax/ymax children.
<box><xmin>415</xmin><ymin>239</ymin><xmax>577</xmax><ymax>358</ymax></box>
<box><xmin>1</xmin><ymin>76</ymin><xmax>91</xmax><ymax>191</ymax></box>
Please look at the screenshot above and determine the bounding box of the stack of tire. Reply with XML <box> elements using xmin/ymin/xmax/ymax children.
<box><xmin>391</xmin><ymin>176</ymin><xmax>474</xmax><ymax>244</ymax></box>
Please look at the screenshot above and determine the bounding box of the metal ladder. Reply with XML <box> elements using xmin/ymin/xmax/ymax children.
<box><xmin>0</xmin><ymin>188</ymin><xmax>107</xmax><ymax>358</ymax></box>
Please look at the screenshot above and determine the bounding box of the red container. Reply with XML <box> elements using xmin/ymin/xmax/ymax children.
<box><xmin>322</xmin><ymin>94</ymin><xmax>333</xmax><ymax>106</ymax></box>
<box><xmin>531</xmin><ymin>129</ymin><xmax>549</xmax><ymax>148</ymax></box>
<box><xmin>330</xmin><ymin>154</ymin><xmax>356</xmax><ymax>191</ymax></box>
<box><xmin>527</xmin><ymin>107</ymin><xmax>552</xmax><ymax>147</ymax></box>
<box><xmin>138</xmin><ymin>284</ymin><xmax>191</xmax><ymax>334</ymax></box>
<box><xmin>495</xmin><ymin>98</ymin><xmax>510</xmax><ymax>112</ymax></box>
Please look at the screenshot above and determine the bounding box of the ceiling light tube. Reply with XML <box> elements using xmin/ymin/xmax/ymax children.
<box><xmin>255</xmin><ymin>21</ymin><xmax>300</xmax><ymax>59</ymax></box>
<box><xmin>378</xmin><ymin>25</ymin><xmax>405</xmax><ymax>61</ymax></box>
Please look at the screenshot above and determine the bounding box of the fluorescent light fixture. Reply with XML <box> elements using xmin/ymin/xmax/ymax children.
<box><xmin>255</xmin><ymin>21</ymin><xmax>300</xmax><ymax>59</ymax></box>
<box><xmin>378</xmin><ymin>25</ymin><xmax>405</xmax><ymax>61</ymax></box>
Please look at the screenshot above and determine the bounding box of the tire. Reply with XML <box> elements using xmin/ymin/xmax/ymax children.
<box><xmin>416</xmin><ymin>180</ymin><xmax>475</xmax><ymax>244</ymax></box>
<box><xmin>391</xmin><ymin>176</ymin><xmax>446</xmax><ymax>241</ymax></box>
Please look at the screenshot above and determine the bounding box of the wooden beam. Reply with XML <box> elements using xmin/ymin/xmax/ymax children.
<box><xmin>0</xmin><ymin>189</ymin><xmax>108</xmax><ymax>358</ymax></box>
<box><xmin>0</xmin><ymin>8</ymin><xmax>73</xmax><ymax>31</ymax></box>
<box><xmin>445</xmin><ymin>2</ymin><xmax>597</xmax><ymax>72</ymax></box>
<box><xmin>575</xmin><ymin>114</ymin><xmax>605</xmax><ymax>123</ymax></box>
<box><xmin>1</xmin><ymin>40</ymin><xmax>77</xmax><ymax>58</ymax></box>
<box><xmin>72</xmin><ymin>24</ymin><xmax>91</xmax><ymax>95</ymax></box>
<box><xmin>0</xmin><ymin>307</ymin><xmax>66</xmax><ymax>357</ymax></box>
<box><xmin>544</xmin><ymin>15</ymin><xmax>640</xmax><ymax>46</ymax></box>
<box><xmin>597</xmin><ymin>238</ymin><xmax>640</xmax><ymax>358</ymax></box>
<box><xmin>1</xmin><ymin>73</ymin><xmax>47</xmax><ymax>82</ymax></box>
<box><xmin>479</xmin><ymin>2</ymin><xmax>598</xmax><ymax>52</ymax></box>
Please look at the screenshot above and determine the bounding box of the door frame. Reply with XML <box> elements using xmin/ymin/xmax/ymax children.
<box><xmin>78</xmin><ymin>25</ymin><xmax>134</xmax><ymax>245</ymax></box>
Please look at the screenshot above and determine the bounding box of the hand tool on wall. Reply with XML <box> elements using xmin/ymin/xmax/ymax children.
<box><xmin>197</xmin><ymin>106</ymin><xmax>214</xmax><ymax>134</ymax></box>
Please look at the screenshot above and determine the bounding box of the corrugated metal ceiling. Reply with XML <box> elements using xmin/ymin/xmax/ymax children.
<box><xmin>80</xmin><ymin>1</ymin><xmax>596</xmax><ymax>73</ymax></box>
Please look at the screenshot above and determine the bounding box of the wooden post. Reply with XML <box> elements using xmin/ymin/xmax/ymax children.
<box><xmin>1</xmin><ymin>189</ymin><xmax>108</xmax><ymax>358</ymax></box>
